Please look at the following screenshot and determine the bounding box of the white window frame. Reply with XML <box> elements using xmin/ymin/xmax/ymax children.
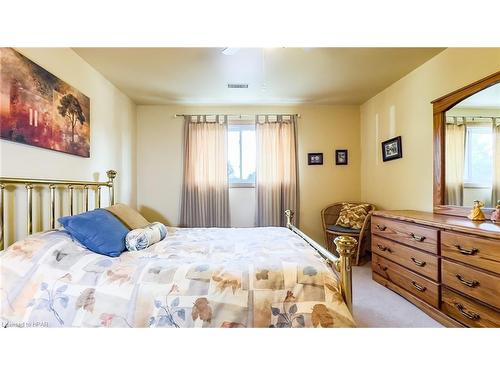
<box><xmin>228</xmin><ymin>122</ymin><xmax>256</xmax><ymax>188</ymax></box>
<box><xmin>463</xmin><ymin>124</ymin><xmax>493</xmax><ymax>189</ymax></box>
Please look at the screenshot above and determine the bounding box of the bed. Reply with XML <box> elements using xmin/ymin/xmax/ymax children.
<box><xmin>0</xmin><ymin>171</ymin><xmax>357</xmax><ymax>328</ymax></box>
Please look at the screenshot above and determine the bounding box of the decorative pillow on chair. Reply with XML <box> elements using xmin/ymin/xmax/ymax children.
<box><xmin>105</xmin><ymin>203</ymin><xmax>150</xmax><ymax>229</ymax></box>
<box><xmin>335</xmin><ymin>203</ymin><xmax>371</xmax><ymax>230</ymax></box>
<box><xmin>58</xmin><ymin>209</ymin><xmax>129</xmax><ymax>257</ymax></box>
<box><xmin>125</xmin><ymin>222</ymin><xmax>167</xmax><ymax>251</ymax></box>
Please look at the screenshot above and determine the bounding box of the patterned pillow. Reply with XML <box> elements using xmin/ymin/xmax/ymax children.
<box><xmin>335</xmin><ymin>203</ymin><xmax>371</xmax><ymax>230</ymax></box>
<box><xmin>125</xmin><ymin>222</ymin><xmax>167</xmax><ymax>251</ymax></box>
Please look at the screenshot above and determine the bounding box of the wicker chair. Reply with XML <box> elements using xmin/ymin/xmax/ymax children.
<box><xmin>321</xmin><ymin>202</ymin><xmax>376</xmax><ymax>266</ymax></box>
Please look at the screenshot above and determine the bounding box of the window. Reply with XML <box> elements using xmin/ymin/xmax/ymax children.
<box><xmin>463</xmin><ymin>125</ymin><xmax>493</xmax><ymax>187</ymax></box>
<box><xmin>228</xmin><ymin>124</ymin><xmax>256</xmax><ymax>187</ymax></box>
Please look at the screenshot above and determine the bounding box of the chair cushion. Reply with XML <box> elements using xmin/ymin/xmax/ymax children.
<box><xmin>105</xmin><ymin>203</ymin><xmax>150</xmax><ymax>230</ymax></box>
<box><xmin>58</xmin><ymin>209</ymin><xmax>129</xmax><ymax>257</ymax></box>
<box><xmin>326</xmin><ymin>225</ymin><xmax>360</xmax><ymax>234</ymax></box>
<box><xmin>335</xmin><ymin>202</ymin><xmax>372</xmax><ymax>230</ymax></box>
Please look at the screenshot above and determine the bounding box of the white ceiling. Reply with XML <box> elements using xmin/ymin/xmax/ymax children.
<box><xmin>73</xmin><ymin>48</ymin><xmax>444</xmax><ymax>105</ymax></box>
<box><xmin>455</xmin><ymin>83</ymin><xmax>500</xmax><ymax>108</ymax></box>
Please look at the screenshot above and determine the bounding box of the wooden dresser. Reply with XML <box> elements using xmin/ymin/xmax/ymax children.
<box><xmin>371</xmin><ymin>210</ymin><xmax>500</xmax><ymax>327</ymax></box>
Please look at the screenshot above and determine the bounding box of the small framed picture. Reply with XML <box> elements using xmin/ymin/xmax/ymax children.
<box><xmin>382</xmin><ymin>136</ymin><xmax>403</xmax><ymax>162</ymax></box>
<box><xmin>335</xmin><ymin>149</ymin><xmax>348</xmax><ymax>165</ymax></box>
<box><xmin>308</xmin><ymin>153</ymin><xmax>323</xmax><ymax>165</ymax></box>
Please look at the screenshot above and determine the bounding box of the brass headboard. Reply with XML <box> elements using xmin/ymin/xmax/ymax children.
<box><xmin>0</xmin><ymin>170</ymin><xmax>117</xmax><ymax>250</ymax></box>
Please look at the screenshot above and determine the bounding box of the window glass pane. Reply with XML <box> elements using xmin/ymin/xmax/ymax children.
<box><xmin>228</xmin><ymin>125</ymin><xmax>256</xmax><ymax>185</ymax></box>
<box><xmin>228</xmin><ymin>130</ymin><xmax>241</xmax><ymax>180</ymax></box>
<box><xmin>464</xmin><ymin>126</ymin><xmax>493</xmax><ymax>184</ymax></box>
<box><xmin>241</xmin><ymin>129</ymin><xmax>256</xmax><ymax>183</ymax></box>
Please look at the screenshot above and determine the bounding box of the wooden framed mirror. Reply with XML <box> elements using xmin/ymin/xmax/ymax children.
<box><xmin>432</xmin><ymin>71</ymin><xmax>500</xmax><ymax>219</ymax></box>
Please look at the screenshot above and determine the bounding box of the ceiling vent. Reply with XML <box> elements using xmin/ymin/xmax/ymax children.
<box><xmin>227</xmin><ymin>83</ymin><xmax>248</xmax><ymax>89</ymax></box>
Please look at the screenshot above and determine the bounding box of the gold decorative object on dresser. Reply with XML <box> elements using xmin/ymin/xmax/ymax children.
<box><xmin>372</xmin><ymin>210</ymin><xmax>500</xmax><ymax>327</ymax></box>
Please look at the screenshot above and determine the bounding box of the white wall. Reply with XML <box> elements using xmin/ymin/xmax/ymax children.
<box><xmin>229</xmin><ymin>188</ymin><xmax>256</xmax><ymax>227</ymax></box>
<box><xmin>0</xmin><ymin>48</ymin><xmax>137</xmax><ymax>245</ymax></box>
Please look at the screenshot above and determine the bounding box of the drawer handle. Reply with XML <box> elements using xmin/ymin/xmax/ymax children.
<box><xmin>376</xmin><ymin>244</ymin><xmax>393</xmax><ymax>253</ymax></box>
<box><xmin>410</xmin><ymin>233</ymin><xmax>426</xmax><ymax>242</ymax></box>
<box><xmin>411</xmin><ymin>281</ymin><xmax>426</xmax><ymax>292</ymax></box>
<box><xmin>411</xmin><ymin>257</ymin><xmax>426</xmax><ymax>267</ymax></box>
<box><xmin>456</xmin><ymin>274</ymin><xmax>480</xmax><ymax>288</ymax></box>
<box><xmin>454</xmin><ymin>303</ymin><xmax>480</xmax><ymax>321</ymax></box>
<box><xmin>455</xmin><ymin>245</ymin><xmax>479</xmax><ymax>256</ymax></box>
<box><xmin>376</xmin><ymin>224</ymin><xmax>387</xmax><ymax>231</ymax></box>
<box><xmin>377</xmin><ymin>263</ymin><xmax>388</xmax><ymax>272</ymax></box>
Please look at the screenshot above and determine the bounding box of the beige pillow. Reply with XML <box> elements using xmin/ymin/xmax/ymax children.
<box><xmin>105</xmin><ymin>204</ymin><xmax>150</xmax><ymax>230</ymax></box>
<box><xmin>335</xmin><ymin>203</ymin><xmax>371</xmax><ymax>230</ymax></box>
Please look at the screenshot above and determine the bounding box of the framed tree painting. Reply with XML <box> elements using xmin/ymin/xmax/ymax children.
<box><xmin>0</xmin><ymin>48</ymin><xmax>90</xmax><ymax>157</ymax></box>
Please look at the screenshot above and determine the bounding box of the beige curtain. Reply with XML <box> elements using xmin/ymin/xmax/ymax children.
<box><xmin>256</xmin><ymin>115</ymin><xmax>298</xmax><ymax>227</ymax></box>
<box><xmin>445</xmin><ymin>119</ymin><xmax>465</xmax><ymax>206</ymax></box>
<box><xmin>180</xmin><ymin>116</ymin><xmax>230</xmax><ymax>227</ymax></box>
<box><xmin>492</xmin><ymin>119</ymin><xmax>500</xmax><ymax>206</ymax></box>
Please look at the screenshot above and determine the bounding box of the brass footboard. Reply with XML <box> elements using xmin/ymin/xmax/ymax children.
<box><xmin>285</xmin><ymin>210</ymin><xmax>357</xmax><ymax>312</ymax></box>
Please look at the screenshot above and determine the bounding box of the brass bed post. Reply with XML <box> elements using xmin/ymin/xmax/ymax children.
<box><xmin>26</xmin><ymin>184</ymin><xmax>33</xmax><ymax>235</ymax></box>
<box><xmin>69</xmin><ymin>185</ymin><xmax>74</xmax><ymax>216</ymax></box>
<box><xmin>107</xmin><ymin>170</ymin><xmax>117</xmax><ymax>206</ymax></box>
<box><xmin>84</xmin><ymin>185</ymin><xmax>89</xmax><ymax>212</ymax></box>
<box><xmin>285</xmin><ymin>209</ymin><xmax>357</xmax><ymax>313</ymax></box>
<box><xmin>49</xmin><ymin>184</ymin><xmax>56</xmax><ymax>229</ymax></box>
<box><xmin>334</xmin><ymin>236</ymin><xmax>357</xmax><ymax>312</ymax></box>
<box><xmin>96</xmin><ymin>186</ymin><xmax>102</xmax><ymax>208</ymax></box>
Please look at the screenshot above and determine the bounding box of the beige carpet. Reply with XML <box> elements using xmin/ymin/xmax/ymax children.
<box><xmin>352</xmin><ymin>262</ymin><xmax>443</xmax><ymax>328</ymax></box>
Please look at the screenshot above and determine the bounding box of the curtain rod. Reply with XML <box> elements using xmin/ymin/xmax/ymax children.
<box><xmin>446</xmin><ymin>115</ymin><xmax>500</xmax><ymax>126</ymax></box>
<box><xmin>446</xmin><ymin>115</ymin><xmax>500</xmax><ymax>119</ymax></box>
<box><xmin>174</xmin><ymin>113</ymin><xmax>301</xmax><ymax>118</ymax></box>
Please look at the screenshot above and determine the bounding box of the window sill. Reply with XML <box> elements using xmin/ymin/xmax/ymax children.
<box><xmin>229</xmin><ymin>183</ymin><xmax>255</xmax><ymax>189</ymax></box>
<box><xmin>463</xmin><ymin>183</ymin><xmax>492</xmax><ymax>189</ymax></box>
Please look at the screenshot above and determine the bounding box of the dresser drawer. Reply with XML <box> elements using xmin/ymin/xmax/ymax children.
<box><xmin>371</xmin><ymin>217</ymin><xmax>438</xmax><ymax>254</ymax></box>
<box><xmin>441</xmin><ymin>288</ymin><xmax>500</xmax><ymax>328</ymax></box>
<box><xmin>442</xmin><ymin>259</ymin><xmax>500</xmax><ymax>310</ymax></box>
<box><xmin>371</xmin><ymin>235</ymin><xmax>439</xmax><ymax>281</ymax></box>
<box><xmin>372</xmin><ymin>253</ymin><xmax>439</xmax><ymax>308</ymax></box>
<box><xmin>441</xmin><ymin>231</ymin><xmax>500</xmax><ymax>274</ymax></box>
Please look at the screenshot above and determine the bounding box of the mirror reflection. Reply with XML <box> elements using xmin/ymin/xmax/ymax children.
<box><xmin>444</xmin><ymin>83</ymin><xmax>500</xmax><ymax>208</ymax></box>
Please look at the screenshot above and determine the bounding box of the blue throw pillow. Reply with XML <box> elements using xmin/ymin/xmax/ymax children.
<box><xmin>58</xmin><ymin>209</ymin><xmax>129</xmax><ymax>257</ymax></box>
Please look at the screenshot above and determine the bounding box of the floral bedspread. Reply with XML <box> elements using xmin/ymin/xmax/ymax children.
<box><xmin>0</xmin><ymin>227</ymin><xmax>355</xmax><ymax>328</ymax></box>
